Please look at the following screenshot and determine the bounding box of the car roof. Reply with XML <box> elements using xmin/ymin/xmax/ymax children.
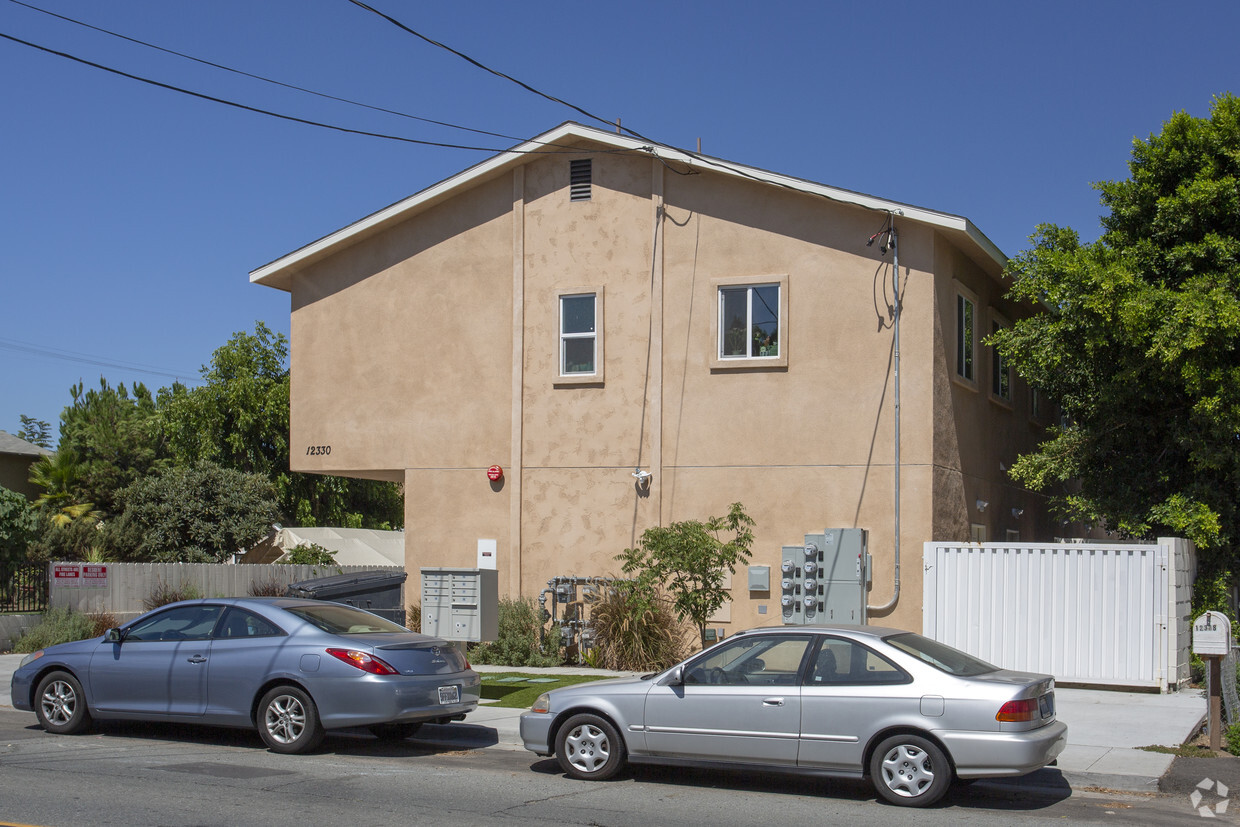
<box><xmin>732</xmin><ymin>624</ymin><xmax>908</xmax><ymax>641</ymax></box>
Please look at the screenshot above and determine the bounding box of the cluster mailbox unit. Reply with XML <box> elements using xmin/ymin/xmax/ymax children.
<box><xmin>420</xmin><ymin>567</ymin><xmax>499</xmax><ymax>642</ymax></box>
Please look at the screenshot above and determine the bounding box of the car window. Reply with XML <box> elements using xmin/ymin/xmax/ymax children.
<box><xmin>214</xmin><ymin>607</ymin><xmax>283</xmax><ymax>639</ymax></box>
<box><xmin>284</xmin><ymin>603</ymin><xmax>408</xmax><ymax>634</ymax></box>
<box><xmin>684</xmin><ymin>634</ymin><xmax>813</xmax><ymax>686</ymax></box>
<box><xmin>884</xmin><ymin>632</ymin><xmax>999</xmax><ymax>676</ymax></box>
<box><xmin>808</xmin><ymin>637</ymin><xmax>910</xmax><ymax>685</ymax></box>
<box><xmin>125</xmin><ymin>605</ymin><xmax>223</xmax><ymax>642</ymax></box>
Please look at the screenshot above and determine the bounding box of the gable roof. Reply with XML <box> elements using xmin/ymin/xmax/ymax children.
<box><xmin>0</xmin><ymin>430</ymin><xmax>52</xmax><ymax>458</ymax></box>
<box><xmin>251</xmin><ymin>121</ymin><xmax>1006</xmax><ymax>292</ymax></box>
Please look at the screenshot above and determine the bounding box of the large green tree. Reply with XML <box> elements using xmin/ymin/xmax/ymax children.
<box><xmin>56</xmin><ymin>379</ymin><xmax>169</xmax><ymax>515</ymax></box>
<box><xmin>991</xmin><ymin>93</ymin><xmax>1240</xmax><ymax>563</ymax></box>
<box><xmin>110</xmin><ymin>462</ymin><xmax>280</xmax><ymax>563</ymax></box>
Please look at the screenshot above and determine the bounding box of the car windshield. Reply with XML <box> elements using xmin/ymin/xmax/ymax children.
<box><xmin>284</xmin><ymin>604</ymin><xmax>409</xmax><ymax>635</ymax></box>
<box><xmin>884</xmin><ymin>632</ymin><xmax>999</xmax><ymax>676</ymax></box>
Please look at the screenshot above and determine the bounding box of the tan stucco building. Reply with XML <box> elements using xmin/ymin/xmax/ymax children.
<box><xmin>251</xmin><ymin>123</ymin><xmax>1052</xmax><ymax>634</ymax></box>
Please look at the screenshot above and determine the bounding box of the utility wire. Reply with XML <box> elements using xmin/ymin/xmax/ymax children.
<box><xmin>345</xmin><ymin>0</ymin><xmax>892</xmax><ymax>212</ymax></box>
<box><xmin>0</xmin><ymin>29</ymin><xmax>632</xmax><ymax>154</ymax></box>
<box><xmin>6</xmin><ymin>0</ymin><xmax>550</xmax><ymax>146</ymax></box>
<box><xmin>0</xmin><ymin>336</ymin><xmax>199</xmax><ymax>381</ymax></box>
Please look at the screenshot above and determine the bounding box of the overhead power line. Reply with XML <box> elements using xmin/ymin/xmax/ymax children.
<box><xmin>7</xmin><ymin>0</ymin><xmax>540</xmax><ymax>146</ymax></box>
<box><xmin>0</xmin><ymin>336</ymin><xmax>199</xmax><ymax>381</ymax></box>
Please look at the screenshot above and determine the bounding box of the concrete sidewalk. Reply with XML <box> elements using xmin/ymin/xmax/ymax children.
<box><xmin>2</xmin><ymin>654</ymin><xmax>1207</xmax><ymax>793</ymax></box>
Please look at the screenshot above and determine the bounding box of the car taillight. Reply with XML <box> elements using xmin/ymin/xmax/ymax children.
<box><xmin>996</xmin><ymin>698</ymin><xmax>1038</xmax><ymax>722</ymax></box>
<box><xmin>326</xmin><ymin>648</ymin><xmax>399</xmax><ymax>675</ymax></box>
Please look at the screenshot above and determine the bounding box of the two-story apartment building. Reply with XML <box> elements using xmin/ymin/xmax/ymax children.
<box><xmin>251</xmin><ymin>122</ymin><xmax>1051</xmax><ymax>633</ymax></box>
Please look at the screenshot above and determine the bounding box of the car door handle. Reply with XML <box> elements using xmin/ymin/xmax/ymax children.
<box><xmin>187</xmin><ymin>655</ymin><xmax>207</xmax><ymax>664</ymax></box>
<box><xmin>763</xmin><ymin>697</ymin><xmax>785</xmax><ymax>707</ymax></box>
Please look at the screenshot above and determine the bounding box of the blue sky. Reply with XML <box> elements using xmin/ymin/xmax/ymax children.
<box><xmin>1</xmin><ymin>0</ymin><xmax>1236</xmax><ymax>438</ymax></box>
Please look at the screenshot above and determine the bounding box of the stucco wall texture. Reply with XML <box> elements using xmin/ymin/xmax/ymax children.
<box><xmin>277</xmin><ymin>136</ymin><xmax>1048</xmax><ymax>635</ymax></box>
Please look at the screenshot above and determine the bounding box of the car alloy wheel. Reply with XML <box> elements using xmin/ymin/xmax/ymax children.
<box><xmin>870</xmin><ymin>734</ymin><xmax>951</xmax><ymax>807</ymax></box>
<box><xmin>34</xmin><ymin>671</ymin><xmax>92</xmax><ymax>735</ymax></box>
<box><xmin>556</xmin><ymin>713</ymin><xmax>625</xmax><ymax>780</ymax></box>
<box><xmin>258</xmin><ymin>686</ymin><xmax>324</xmax><ymax>754</ymax></box>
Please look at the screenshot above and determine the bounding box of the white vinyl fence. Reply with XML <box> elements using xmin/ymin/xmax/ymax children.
<box><xmin>922</xmin><ymin>538</ymin><xmax>1194</xmax><ymax>692</ymax></box>
<box><xmin>48</xmin><ymin>561</ymin><xmax>403</xmax><ymax>618</ymax></box>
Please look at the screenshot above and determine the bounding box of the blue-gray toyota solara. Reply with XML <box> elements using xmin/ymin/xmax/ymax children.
<box><xmin>10</xmin><ymin>597</ymin><xmax>480</xmax><ymax>753</ymax></box>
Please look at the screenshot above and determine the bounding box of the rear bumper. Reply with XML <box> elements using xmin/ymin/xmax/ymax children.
<box><xmin>313</xmin><ymin>671</ymin><xmax>482</xmax><ymax>730</ymax></box>
<box><xmin>940</xmin><ymin>720</ymin><xmax>1068</xmax><ymax>778</ymax></box>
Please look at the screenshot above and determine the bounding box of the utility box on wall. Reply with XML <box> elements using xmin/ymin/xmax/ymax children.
<box><xmin>781</xmin><ymin>529</ymin><xmax>869</xmax><ymax>625</ymax></box>
<box><xmin>420</xmin><ymin>567</ymin><xmax>499</xmax><ymax>642</ymax></box>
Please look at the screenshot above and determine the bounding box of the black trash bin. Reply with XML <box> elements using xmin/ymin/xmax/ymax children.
<box><xmin>284</xmin><ymin>570</ymin><xmax>408</xmax><ymax>627</ymax></box>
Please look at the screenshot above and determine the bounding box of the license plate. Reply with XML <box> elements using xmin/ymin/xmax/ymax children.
<box><xmin>1039</xmin><ymin>693</ymin><xmax>1054</xmax><ymax>718</ymax></box>
<box><xmin>438</xmin><ymin>685</ymin><xmax>460</xmax><ymax>705</ymax></box>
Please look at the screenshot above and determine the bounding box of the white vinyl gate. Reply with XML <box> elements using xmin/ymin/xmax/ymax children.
<box><xmin>922</xmin><ymin>538</ymin><xmax>1194</xmax><ymax>692</ymax></box>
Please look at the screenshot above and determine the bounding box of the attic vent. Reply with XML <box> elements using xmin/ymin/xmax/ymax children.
<box><xmin>570</xmin><ymin>159</ymin><xmax>592</xmax><ymax>201</ymax></box>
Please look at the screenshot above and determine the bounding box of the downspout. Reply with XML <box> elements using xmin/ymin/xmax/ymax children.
<box><xmin>868</xmin><ymin>219</ymin><xmax>901</xmax><ymax>614</ymax></box>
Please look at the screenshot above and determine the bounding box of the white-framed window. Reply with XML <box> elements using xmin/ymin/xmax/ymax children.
<box><xmin>970</xmin><ymin>523</ymin><xmax>987</xmax><ymax>543</ymax></box>
<box><xmin>1005</xmin><ymin>529</ymin><xmax>1021</xmax><ymax>542</ymax></box>
<box><xmin>990</xmin><ymin>315</ymin><xmax>1011</xmax><ymax>402</ymax></box>
<box><xmin>712</xmin><ymin>274</ymin><xmax>788</xmax><ymax>368</ymax></box>
<box><xmin>557</xmin><ymin>287</ymin><xmax>603</xmax><ymax>383</ymax></box>
<box><xmin>956</xmin><ymin>291</ymin><xmax>977</xmax><ymax>382</ymax></box>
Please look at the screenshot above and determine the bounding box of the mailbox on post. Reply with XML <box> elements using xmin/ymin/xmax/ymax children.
<box><xmin>1194</xmin><ymin>611</ymin><xmax>1233</xmax><ymax>750</ymax></box>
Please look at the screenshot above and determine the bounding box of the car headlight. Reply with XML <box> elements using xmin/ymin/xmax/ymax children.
<box><xmin>531</xmin><ymin>693</ymin><xmax>551</xmax><ymax>714</ymax></box>
<box><xmin>19</xmin><ymin>650</ymin><xmax>44</xmax><ymax>669</ymax></box>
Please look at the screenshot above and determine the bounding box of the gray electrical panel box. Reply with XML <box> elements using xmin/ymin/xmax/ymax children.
<box><xmin>780</xmin><ymin>529</ymin><xmax>870</xmax><ymax>625</ymax></box>
<box><xmin>420</xmin><ymin>567</ymin><xmax>499</xmax><ymax>642</ymax></box>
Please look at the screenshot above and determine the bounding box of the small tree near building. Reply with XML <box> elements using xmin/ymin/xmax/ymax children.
<box><xmin>617</xmin><ymin>502</ymin><xmax>755</xmax><ymax>649</ymax></box>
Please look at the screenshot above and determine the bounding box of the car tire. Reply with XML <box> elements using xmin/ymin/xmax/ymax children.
<box><xmin>555</xmin><ymin>713</ymin><xmax>625</xmax><ymax>781</ymax></box>
<box><xmin>258</xmin><ymin>685</ymin><xmax>324</xmax><ymax>754</ymax></box>
<box><xmin>869</xmin><ymin>733</ymin><xmax>952</xmax><ymax>807</ymax></box>
<box><xmin>34</xmin><ymin>670</ymin><xmax>92</xmax><ymax>735</ymax></box>
<box><xmin>368</xmin><ymin>722</ymin><xmax>423</xmax><ymax>741</ymax></box>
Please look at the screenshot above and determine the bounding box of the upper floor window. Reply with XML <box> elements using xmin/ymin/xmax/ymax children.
<box><xmin>956</xmin><ymin>292</ymin><xmax>976</xmax><ymax>382</ymax></box>
<box><xmin>719</xmin><ymin>283</ymin><xmax>780</xmax><ymax>359</ymax></box>
<box><xmin>557</xmin><ymin>287</ymin><xmax>604</xmax><ymax>383</ymax></box>
<box><xmin>990</xmin><ymin>318</ymin><xmax>1011</xmax><ymax>402</ymax></box>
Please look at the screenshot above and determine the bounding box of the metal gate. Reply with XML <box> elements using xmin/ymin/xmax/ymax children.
<box><xmin>922</xmin><ymin>538</ymin><xmax>1194</xmax><ymax>692</ymax></box>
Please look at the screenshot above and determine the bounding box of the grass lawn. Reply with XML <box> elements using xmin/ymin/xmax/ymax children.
<box><xmin>479</xmin><ymin>672</ymin><xmax>614</xmax><ymax>709</ymax></box>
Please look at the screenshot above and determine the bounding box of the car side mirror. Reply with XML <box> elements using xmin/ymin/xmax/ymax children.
<box><xmin>106</xmin><ymin>628</ymin><xmax>124</xmax><ymax>643</ymax></box>
<box><xmin>663</xmin><ymin>665</ymin><xmax>685</xmax><ymax>686</ymax></box>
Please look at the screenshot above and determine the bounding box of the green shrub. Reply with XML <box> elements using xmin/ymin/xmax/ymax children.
<box><xmin>1226</xmin><ymin>723</ymin><xmax>1240</xmax><ymax>755</ymax></box>
<box><xmin>247</xmin><ymin>578</ymin><xmax>287</xmax><ymax>597</ymax></box>
<box><xmin>468</xmin><ymin>596</ymin><xmax>562</xmax><ymax>667</ymax></box>
<box><xmin>13</xmin><ymin>607</ymin><xmax>97</xmax><ymax>652</ymax></box>
<box><xmin>587</xmin><ymin>582</ymin><xmax>691</xmax><ymax>671</ymax></box>
<box><xmin>143</xmin><ymin>578</ymin><xmax>201</xmax><ymax>610</ymax></box>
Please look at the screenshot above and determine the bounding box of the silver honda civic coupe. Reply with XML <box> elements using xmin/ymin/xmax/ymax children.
<box><xmin>521</xmin><ymin>625</ymin><xmax>1066</xmax><ymax>807</ymax></box>
<box><xmin>11</xmin><ymin>597</ymin><xmax>480</xmax><ymax>753</ymax></box>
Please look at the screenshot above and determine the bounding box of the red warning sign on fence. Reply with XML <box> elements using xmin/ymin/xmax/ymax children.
<box><xmin>52</xmin><ymin>564</ymin><xmax>108</xmax><ymax>587</ymax></box>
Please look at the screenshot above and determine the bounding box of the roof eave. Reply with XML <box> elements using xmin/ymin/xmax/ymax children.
<box><xmin>249</xmin><ymin>122</ymin><xmax>1007</xmax><ymax>292</ymax></box>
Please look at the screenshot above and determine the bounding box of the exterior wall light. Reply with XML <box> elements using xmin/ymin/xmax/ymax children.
<box><xmin>975</xmin><ymin>499</ymin><xmax>989</xmax><ymax>512</ymax></box>
<box><xmin>632</xmin><ymin>468</ymin><xmax>652</xmax><ymax>490</ymax></box>
<box><xmin>1011</xmin><ymin>508</ymin><xmax>1024</xmax><ymax>518</ymax></box>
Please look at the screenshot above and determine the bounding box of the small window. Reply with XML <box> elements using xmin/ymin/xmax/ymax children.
<box><xmin>683</xmin><ymin>634</ymin><xmax>813</xmax><ymax>686</ymax></box>
<box><xmin>1030</xmin><ymin>387</ymin><xmax>1045</xmax><ymax>420</ymax></box>
<box><xmin>124</xmin><ymin>605</ymin><xmax>223</xmax><ymax>642</ymax></box>
<box><xmin>990</xmin><ymin>319</ymin><xmax>1011</xmax><ymax>401</ymax></box>
<box><xmin>556</xmin><ymin>288</ymin><xmax>604</xmax><ymax>383</ymax></box>
<box><xmin>719</xmin><ymin>284</ymin><xmax>779</xmax><ymax>359</ymax></box>
<box><xmin>215</xmin><ymin>608</ymin><xmax>282</xmax><ymax>639</ymax></box>
<box><xmin>1005</xmin><ymin>529</ymin><xmax>1021</xmax><ymax>542</ymax></box>
<box><xmin>956</xmin><ymin>293</ymin><xmax>976</xmax><ymax>381</ymax></box>
<box><xmin>970</xmin><ymin>523</ymin><xmax>987</xmax><ymax>543</ymax></box>
<box><xmin>809</xmin><ymin>638</ymin><xmax>910</xmax><ymax>685</ymax></box>
<box><xmin>570</xmin><ymin>159</ymin><xmax>591</xmax><ymax>201</ymax></box>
